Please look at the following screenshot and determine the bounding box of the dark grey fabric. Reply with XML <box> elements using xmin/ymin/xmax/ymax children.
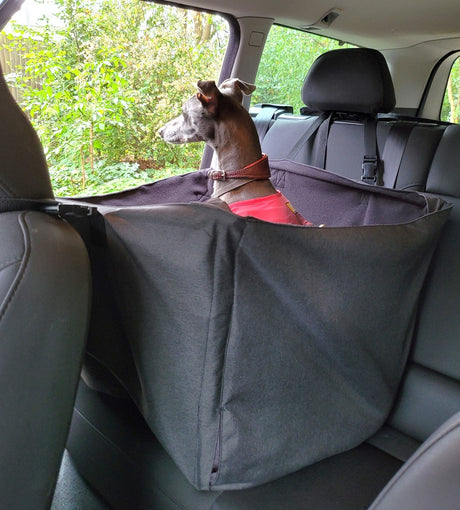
<box><xmin>78</xmin><ymin>169</ymin><xmax>212</xmax><ymax>206</ymax></box>
<box><xmin>369</xmin><ymin>411</ymin><xmax>460</xmax><ymax>510</ymax></box>
<box><xmin>68</xmin><ymin>380</ymin><xmax>403</xmax><ymax>510</ymax></box>
<box><xmin>301</xmin><ymin>48</ymin><xmax>396</xmax><ymax>114</ymax></box>
<box><xmin>89</xmin><ymin>161</ymin><xmax>450</xmax><ymax>490</ymax></box>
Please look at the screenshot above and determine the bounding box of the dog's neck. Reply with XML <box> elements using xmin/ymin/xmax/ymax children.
<box><xmin>211</xmin><ymin>117</ymin><xmax>276</xmax><ymax>205</ymax></box>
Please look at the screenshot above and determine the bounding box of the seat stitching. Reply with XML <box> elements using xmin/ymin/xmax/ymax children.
<box><xmin>0</xmin><ymin>211</ymin><xmax>31</xmax><ymax>322</ymax></box>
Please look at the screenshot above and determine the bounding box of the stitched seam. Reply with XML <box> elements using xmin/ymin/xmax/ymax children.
<box><xmin>194</xmin><ymin>230</ymin><xmax>220</xmax><ymax>487</ymax></box>
<box><xmin>0</xmin><ymin>257</ymin><xmax>23</xmax><ymax>271</ymax></box>
<box><xmin>209</xmin><ymin>221</ymin><xmax>248</xmax><ymax>488</ymax></box>
<box><xmin>0</xmin><ymin>212</ymin><xmax>31</xmax><ymax>322</ymax></box>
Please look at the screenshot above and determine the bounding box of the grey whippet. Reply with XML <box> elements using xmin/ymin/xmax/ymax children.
<box><xmin>159</xmin><ymin>78</ymin><xmax>310</xmax><ymax>224</ymax></box>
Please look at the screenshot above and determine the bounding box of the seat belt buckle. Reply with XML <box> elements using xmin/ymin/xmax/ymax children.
<box><xmin>361</xmin><ymin>155</ymin><xmax>378</xmax><ymax>184</ymax></box>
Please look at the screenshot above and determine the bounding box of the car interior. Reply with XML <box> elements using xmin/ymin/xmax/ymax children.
<box><xmin>0</xmin><ymin>0</ymin><xmax>459</xmax><ymax>509</ymax></box>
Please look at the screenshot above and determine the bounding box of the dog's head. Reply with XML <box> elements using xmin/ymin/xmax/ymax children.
<box><xmin>158</xmin><ymin>78</ymin><xmax>256</xmax><ymax>145</ymax></box>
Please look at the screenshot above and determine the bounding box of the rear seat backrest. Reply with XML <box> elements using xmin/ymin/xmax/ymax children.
<box><xmin>260</xmin><ymin>48</ymin><xmax>460</xmax><ymax>446</ymax></box>
<box><xmin>388</xmin><ymin>124</ymin><xmax>460</xmax><ymax>440</ymax></box>
<box><xmin>260</xmin><ymin>48</ymin><xmax>446</xmax><ymax>191</ymax></box>
<box><xmin>262</xmin><ymin>48</ymin><xmax>396</xmax><ymax>182</ymax></box>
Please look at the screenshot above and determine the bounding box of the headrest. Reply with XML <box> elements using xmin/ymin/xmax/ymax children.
<box><xmin>301</xmin><ymin>48</ymin><xmax>396</xmax><ymax>114</ymax></box>
<box><xmin>0</xmin><ymin>65</ymin><xmax>54</xmax><ymax>199</ymax></box>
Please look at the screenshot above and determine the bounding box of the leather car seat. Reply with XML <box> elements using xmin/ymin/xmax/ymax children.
<box><xmin>370</xmin><ymin>410</ymin><xmax>460</xmax><ymax>510</ymax></box>
<box><xmin>0</xmin><ymin>64</ymin><xmax>91</xmax><ymax>509</ymax></box>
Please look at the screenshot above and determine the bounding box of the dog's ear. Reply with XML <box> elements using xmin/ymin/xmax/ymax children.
<box><xmin>219</xmin><ymin>78</ymin><xmax>256</xmax><ymax>102</ymax></box>
<box><xmin>197</xmin><ymin>80</ymin><xmax>220</xmax><ymax>115</ymax></box>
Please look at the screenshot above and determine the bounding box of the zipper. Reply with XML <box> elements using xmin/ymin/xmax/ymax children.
<box><xmin>209</xmin><ymin>406</ymin><xmax>225</xmax><ymax>486</ymax></box>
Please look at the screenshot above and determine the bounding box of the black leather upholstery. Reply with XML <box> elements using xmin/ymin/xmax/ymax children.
<box><xmin>262</xmin><ymin>49</ymin><xmax>445</xmax><ymax>189</ymax></box>
<box><xmin>369</xmin><ymin>411</ymin><xmax>460</xmax><ymax>510</ymax></box>
<box><xmin>0</xmin><ymin>66</ymin><xmax>91</xmax><ymax>509</ymax></box>
<box><xmin>0</xmin><ymin>62</ymin><xmax>53</xmax><ymax>199</ymax></box>
<box><xmin>301</xmin><ymin>48</ymin><xmax>396</xmax><ymax>114</ymax></box>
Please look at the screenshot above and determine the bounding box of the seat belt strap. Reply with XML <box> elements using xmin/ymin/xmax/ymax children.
<box><xmin>254</xmin><ymin>106</ymin><xmax>280</xmax><ymax>142</ymax></box>
<box><xmin>254</xmin><ymin>104</ymin><xmax>293</xmax><ymax>144</ymax></box>
<box><xmin>0</xmin><ymin>197</ymin><xmax>57</xmax><ymax>213</ymax></box>
<box><xmin>381</xmin><ymin>121</ymin><xmax>417</xmax><ymax>189</ymax></box>
<box><xmin>287</xmin><ymin>112</ymin><xmax>329</xmax><ymax>160</ymax></box>
<box><xmin>361</xmin><ymin>115</ymin><xmax>380</xmax><ymax>185</ymax></box>
<box><xmin>312</xmin><ymin>112</ymin><xmax>333</xmax><ymax>169</ymax></box>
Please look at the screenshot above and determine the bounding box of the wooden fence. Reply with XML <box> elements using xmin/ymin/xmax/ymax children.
<box><xmin>0</xmin><ymin>32</ymin><xmax>41</xmax><ymax>103</ymax></box>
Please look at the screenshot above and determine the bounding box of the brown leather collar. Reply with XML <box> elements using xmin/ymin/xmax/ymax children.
<box><xmin>208</xmin><ymin>154</ymin><xmax>270</xmax><ymax>181</ymax></box>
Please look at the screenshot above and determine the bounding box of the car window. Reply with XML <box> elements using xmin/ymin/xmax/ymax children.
<box><xmin>253</xmin><ymin>25</ymin><xmax>353</xmax><ymax>113</ymax></box>
<box><xmin>1</xmin><ymin>0</ymin><xmax>230</xmax><ymax>196</ymax></box>
<box><xmin>441</xmin><ymin>56</ymin><xmax>460</xmax><ymax>123</ymax></box>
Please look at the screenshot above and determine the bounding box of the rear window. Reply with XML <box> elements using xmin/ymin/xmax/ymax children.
<box><xmin>441</xmin><ymin>56</ymin><xmax>460</xmax><ymax>123</ymax></box>
<box><xmin>1</xmin><ymin>0</ymin><xmax>229</xmax><ymax>196</ymax></box>
<box><xmin>253</xmin><ymin>25</ymin><xmax>353</xmax><ymax>113</ymax></box>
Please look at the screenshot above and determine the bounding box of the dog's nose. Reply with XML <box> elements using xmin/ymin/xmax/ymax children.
<box><xmin>158</xmin><ymin>126</ymin><xmax>165</xmax><ymax>139</ymax></box>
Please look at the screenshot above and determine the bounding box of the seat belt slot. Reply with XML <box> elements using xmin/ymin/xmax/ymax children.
<box><xmin>42</xmin><ymin>202</ymin><xmax>98</xmax><ymax>219</ymax></box>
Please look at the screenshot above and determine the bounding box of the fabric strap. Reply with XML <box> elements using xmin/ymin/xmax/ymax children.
<box><xmin>287</xmin><ymin>113</ymin><xmax>329</xmax><ymax>160</ymax></box>
<box><xmin>254</xmin><ymin>104</ymin><xmax>293</xmax><ymax>143</ymax></box>
<box><xmin>361</xmin><ymin>115</ymin><xmax>380</xmax><ymax>185</ymax></box>
<box><xmin>0</xmin><ymin>197</ymin><xmax>57</xmax><ymax>212</ymax></box>
<box><xmin>312</xmin><ymin>112</ymin><xmax>333</xmax><ymax>168</ymax></box>
<box><xmin>254</xmin><ymin>106</ymin><xmax>280</xmax><ymax>142</ymax></box>
<box><xmin>381</xmin><ymin>121</ymin><xmax>417</xmax><ymax>188</ymax></box>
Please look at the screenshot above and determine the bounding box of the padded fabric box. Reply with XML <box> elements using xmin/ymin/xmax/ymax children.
<box><xmin>82</xmin><ymin>161</ymin><xmax>451</xmax><ymax>491</ymax></box>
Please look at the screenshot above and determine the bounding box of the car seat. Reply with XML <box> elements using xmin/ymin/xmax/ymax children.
<box><xmin>0</xmin><ymin>64</ymin><xmax>91</xmax><ymax>509</ymax></box>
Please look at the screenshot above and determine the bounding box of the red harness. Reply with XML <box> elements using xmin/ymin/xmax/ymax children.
<box><xmin>229</xmin><ymin>191</ymin><xmax>313</xmax><ymax>226</ymax></box>
<box><xmin>208</xmin><ymin>154</ymin><xmax>312</xmax><ymax>226</ymax></box>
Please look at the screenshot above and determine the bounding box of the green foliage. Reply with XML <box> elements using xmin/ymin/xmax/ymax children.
<box><xmin>253</xmin><ymin>25</ymin><xmax>352</xmax><ymax>113</ymax></box>
<box><xmin>3</xmin><ymin>7</ymin><xmax>359</xmax><ymax>198</ymax></box>
<box><xmin>441</xmin><ymin>57</ymin><xmax>460</xmax><ymax>123</ymax></box>
<box><xmin>3</xmin><ymin>0</ymin><xmax>228</xmax><ymax>196</ymax></box>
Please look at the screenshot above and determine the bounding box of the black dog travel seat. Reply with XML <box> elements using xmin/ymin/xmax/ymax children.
<box><xmin>67</xmin><ymin>157</ymin><xmax>451</xmax><ymax>501</ymax></box>
<box><xmin>63</xmin><ymin>48</ymin><xmax>458</xmax><ymax>509</ymax></box>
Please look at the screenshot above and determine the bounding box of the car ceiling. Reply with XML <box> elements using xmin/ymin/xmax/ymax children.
<box><xmin>170</xmin><ymin>0</ymin><xmax>460</xmax><ymax>50</ymax></box>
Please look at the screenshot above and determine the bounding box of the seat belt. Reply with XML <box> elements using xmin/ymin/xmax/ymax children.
<box><xmin>380</xmin><ymin>121</ymin><xmax>417</xmax><ymax>189</ymax></box>
<box><xmin>312</xmin><ymin>112</ymin><xmax>333</xmax><ymax>169</ymax></box>
<box><xmin>361</xmin><ymin>115</ymin><xmax>380</xmax><ymax>185</ymax></box>
<box><xmin>0</xmin><ymin>197</ymin><xmax>58</xmax><ymax>213</ymax></box>
<box><xmin>254</xmin><ymin>104</ymin><xmax>293</xmax><ymax>144</ymax></box>
<box><xmin>287</xmin><ymin>112</ymin><xmax>329</xmax><ymax>160</ymax></box>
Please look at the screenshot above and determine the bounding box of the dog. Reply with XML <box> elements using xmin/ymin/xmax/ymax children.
<box><xmin>159</xmin><ymin>78</ymin><xmax>312</xmax><ymax>225</ymax></box>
